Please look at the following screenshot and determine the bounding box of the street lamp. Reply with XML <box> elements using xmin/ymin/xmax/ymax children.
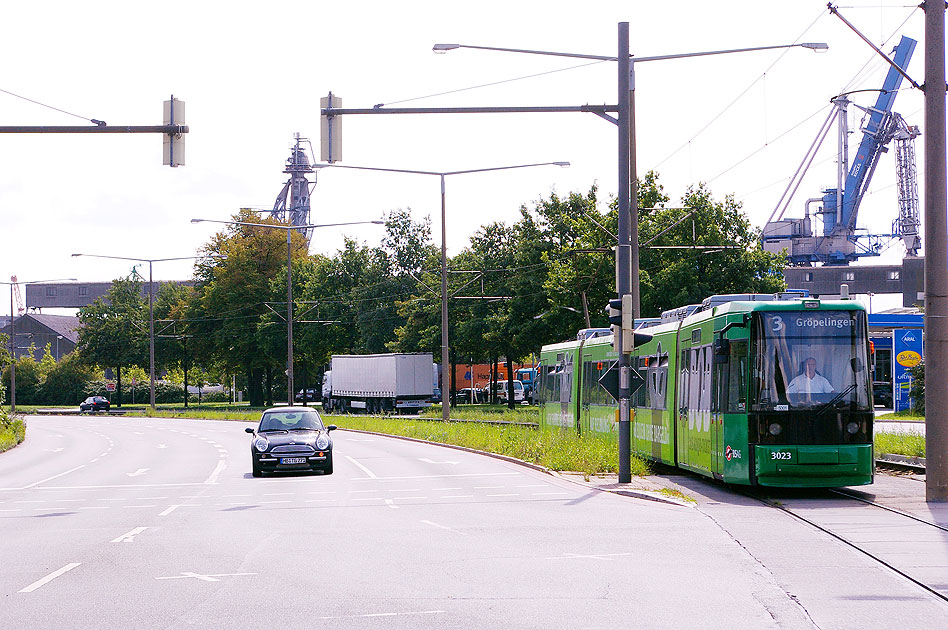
<box><xmin>190</xmin><ymin>217</ymin><xmax>383</xmax><ymax>406</ymax></box>
<box><xmin>72</xmin><ymin>253</ymin><xmax>207</xmax><ymax>409</ymax></box>
<box><xmin>316</xmin><ymin>161</ymin><xmax>569</xmax><ymax>421</ymax></box>
<box><xmin>2</xmin><ymin>277</ymin><xmax>76</xmax><ymax>413</ymax></box>
<box><xmin>435</xmin><ymin>29</ymin><xmax>827</xmax><ymax>482</ymax></box>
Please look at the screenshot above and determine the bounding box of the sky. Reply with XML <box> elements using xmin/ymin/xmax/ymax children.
<box><xmin>1</xmin><ymin>0</ymin><xmax>934</xmax><ymax>316</ymax></box>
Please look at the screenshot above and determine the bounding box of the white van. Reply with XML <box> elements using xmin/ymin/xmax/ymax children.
<box><xmin>496</xmin><ymin>380</ymin><xmax>525</xmax><ymax>403</ymax></box>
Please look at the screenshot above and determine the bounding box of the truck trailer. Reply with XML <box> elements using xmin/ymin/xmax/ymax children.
<box><xmin>322</xmin><ymin>353</ymin><xmax>434</xmax><ymax>414</ymax></box>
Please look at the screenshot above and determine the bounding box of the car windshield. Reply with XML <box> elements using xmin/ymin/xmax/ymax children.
<box><xmin>752</xmin><ymin>310</ymin><xmax>871</xmax><ymax>411</ymax></box>
<box><xmin>259</xmin><ymin>411</ymin><xmax>324</xmax><ymax>432</ymax></box>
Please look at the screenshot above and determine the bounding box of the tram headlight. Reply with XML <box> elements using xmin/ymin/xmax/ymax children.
<box><xmin>846</xmin><ymin>421</ymin><xmax>860</xmax><ymax>435</ymax></box>
<box><xmin>768</xmin><ymin>422</ymin><xmax>782</xmax><ymax>436</ymax></box>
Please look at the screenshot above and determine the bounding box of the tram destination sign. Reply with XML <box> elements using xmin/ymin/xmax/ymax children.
<box><xmin>598</xmin><ymin>360</ymin><xmax>644</xmax><ymax>402</ymax></box>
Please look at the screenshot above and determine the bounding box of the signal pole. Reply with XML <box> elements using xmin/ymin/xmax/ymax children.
<box><xmin>924</xmin><ymin>0</ymin><xmax>947</xmax><ymax>502</ymax></box>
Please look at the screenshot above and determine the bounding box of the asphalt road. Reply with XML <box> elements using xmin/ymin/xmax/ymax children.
<box><xmin>2</xmin><ymin>415</ymin><xmax>947</xmax><ymax>629</ymax></box>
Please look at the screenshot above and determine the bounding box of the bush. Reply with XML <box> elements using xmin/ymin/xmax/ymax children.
<box><xmin>909</xmin><ymin>361</ymin><xmax>924</xmax><ymax>415</ymax></box>
<box><xmin>0</xmin><ymin>407</ymin><xmax>26</xmax><ymax>452</ymax></box>
<box><xmin>39</xmin><ymin>352</ymin><xmax>97</xmax><ymax>405</ymax></box>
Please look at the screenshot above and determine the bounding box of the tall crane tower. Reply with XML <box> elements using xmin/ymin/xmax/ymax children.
<box><xmin>268</xmin><ymin>133</ymin><xmax>317</xmax><ymax>245</ymax></box>
<box><xmin>762</xmin><ymin>35</ymin><xmax>919</xmax><ymax>265</ymax></box>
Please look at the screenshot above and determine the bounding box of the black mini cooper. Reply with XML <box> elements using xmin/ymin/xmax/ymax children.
<box><xmin>245</xmin><ymin>407</ymin><xmax>336</xmax><ymax>477</ymax></box>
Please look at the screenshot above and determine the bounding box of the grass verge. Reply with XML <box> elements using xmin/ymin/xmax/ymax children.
<box><xmin>875</xmin><ymin>430</ymin><xmax>925</xmax><ymax>458</ymax></box>
<box><xmin>0</xmin><ymin>410</ymin><xmax>26</xmax><ymax>453</ymax></box>
<box><xmin>876</xmin><ymin>411</ymin><xmax>924</xmax><ymax>421</ymax></box>
<box><xmin>331</xmin><ymin>415</ymin><xmax>647</xmax><ymax>478</ymax></box>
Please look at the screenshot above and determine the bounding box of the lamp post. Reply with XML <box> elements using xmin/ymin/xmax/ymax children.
<box><xmin>435</xmin><ymin>29</ymin><xmax>827</xmax><ymax>482</ymax></box>
<box><xmin>191</xmin><ymin>217</ymin><xmax>383</xmax><ymax>406</ymax></box>
<box><xmin>72</xmin><ymin>253</ymin><xmax>207</xmax><ymax>409</ymax></box>
<box><xmin>317</xmin><ymin>161</ymin><xmax>569</xmax><ymax>421</ymax></box>
<box><xmin>2</xmin><ymin>277</ymin><xmax>76</xmax><ymax>413</ymax></box>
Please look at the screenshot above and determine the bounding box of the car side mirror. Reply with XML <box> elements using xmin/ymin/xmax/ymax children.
<box><xmin>327</xmin><ymin>425</ymin><xmax>337</xmax><ymax>432</ymax></box>
<box><xmin>245</xmin><ymin>427</ymin><xmax>254</xmax><ymax>434</ymax></box>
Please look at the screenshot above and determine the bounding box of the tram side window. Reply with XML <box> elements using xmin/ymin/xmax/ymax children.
<box><xmin>726</xmin><ymin>341</ymin><xmax>747</xmax><ymax>412</ymax></box>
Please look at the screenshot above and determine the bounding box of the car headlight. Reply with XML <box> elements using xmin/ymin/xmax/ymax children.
<box><xmin>768</xmin><ymin>422</ymin><xmax>782</xmax><ymax>436</ymax></box>
<box><xmin>253</xmin><ymin>435</ymin><xmax>269</xmax><ymax>452</ymax></box>
<box><xmin>315</xmin><ymin>433</ymin><xmax>331</xmax><ymax>450</ymax></box>
<box><xmin>846</xmin><ymin>421</ymin><xmax>860</xmax><ymax>435</ymax></box>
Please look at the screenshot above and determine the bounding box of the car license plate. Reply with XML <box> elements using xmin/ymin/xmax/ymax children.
<box><xmin>280</xmin><ymin>457</ymin><xmax>307</xmax><ymax>464</ymax></box>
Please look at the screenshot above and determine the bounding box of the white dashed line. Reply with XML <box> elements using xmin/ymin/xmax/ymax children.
<box><xmin>441</xmin><ymin>495</ymin><xmax>473</xmax><ymax>499</ymax></box>
<box><xmin>487</xmin><ymin>494</ymin><xmax>519</xmax><ymax>497</ymax></box>
<box><xmin>345</xmin><ymin>456</ymin><xmax>377</xmax><ymax>479</ymax></box>
<box><xmin>19</xmin><ymin>563</ymin><xmax>81</xmax><ymax>593</ymax></box>
<box><xmin>21</xmin><ymin>465</ymin><xmax>86</xmax><ymax>489</ymax></box>
<box><xmin>159</xmin><ymin>505</ymin><xmax>180</xmax><ymax>517</ymax></box>
<box><xmin>384</xmin><ymin>499</ymin><xmax>398</xmax><ymax>509</ymax></box>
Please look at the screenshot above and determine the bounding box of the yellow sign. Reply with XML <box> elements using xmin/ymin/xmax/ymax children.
<box><xmin>896</xmin><ymin>350</ymin><xmax>921</xmax><ymax>368</ymax></box>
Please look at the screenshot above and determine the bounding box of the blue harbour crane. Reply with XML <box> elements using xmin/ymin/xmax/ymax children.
<box><xmin>762</xmin><ymin>35</ymin><xmax>920</xmax><ymax>265</ymax></box>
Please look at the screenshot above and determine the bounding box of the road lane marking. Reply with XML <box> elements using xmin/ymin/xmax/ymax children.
<box><xmin>21</xmin><ymin>465</ymin><xmax>86</xmax><ymax>489</ymax></box>
<box><xmin>487</xmin><ymin>493</ymin><xmax>519</xmax><ymax>497</ymax></box>
<box><xmin>345</xmin><ymin>456</ymin><xmax>377</xmax><ymax>479</ymax></box>
<box><xmin>384</xmin><ymin>499</ymin><xmax>398</xmax><ymax>509</ymax></box>
<box><xmin>204</xmin><ymin>460</ymin><xmax>226</xmax><ymax>484</ymax></box>
<box><xmin>111</xmin><ymin>527</ymin><xmax>148</xmax><ymax>543</ymax></box>
<box><xmin>421</xmin><ymin>520</ymin><xmax>467</xmax><ymax>535</ymax></box>
<box><xmin>157</xmin><ymin>444</ymin><xmax>168</xmax><ymax>449</ymax></box>
<box><xmin>155</xmin><ymin>572</ymin><xmax>256</xmax><ymax>582</ymax></box>
<box><xmin>317</xmin><ymin>611</ymin><xmax>445</xmax><ymax>620</ymax></box>
<box><xmin>127</xmin><ymin>468</ymin><xmax>150</xmax><ymax>477</ymax></box>
<box><xmin>124</xmin><ymin>505</ymin><xmax>158</xmax><ymax>509</ymax></box>
<box><xmin>44</xmin><ymin>448</ymin><xmax>64</xmax><ymax>453</ymax></box>
<box><xmin>354</xmin><ymin>472</ymin><xmax>519</xmax><ymax>481</ymax></box>
<box><xmin>159</xmin><ymin>505</ymin><xmax>180</xmax><ymax>517</ymax></box>
<box><xmin>263</xmin><ymin>492</ymin><xmax>293</xmax><ymax>496</ymax></box>
<box><xmin>474</xmin><ymin>486</ymin><xmax>504</xmax><ymax>490</ymax></box>
<box><xmin>418</xmin><ymin>458</ymin><xmax>458</xmax><ymax>465</ymax></box>
<box><xmin>441</xmin><ymin>495</ymin><xmax>473</xmax><ymax>499</ymax></box>
<box><xmin>546</xmin><ymin>552</ymin><xmax>634</xmax><ymax>561</ymax></box>
<box><xmin>19</xmin><ymin>563</ymin><xmax>81</xmax><ymax>592</ymax></box>
<box><xmin>433</xmin><ymin>487</ymin><xmax>462</xmax><ymax>491</ymax></box>
<box><xmin>390</xmin><ymin>488</ymin><xmax>421</xmax><ymax>492</ymax></box>
<box><xmin>533</xmin><ymin>492</ymin><xmax>569</xmax><ymax>496</ymax></box>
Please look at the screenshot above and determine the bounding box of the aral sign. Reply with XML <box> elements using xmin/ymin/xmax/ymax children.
<box><xmin>892</xmin><ymin>329</ymin><xmax>923</xmax><ymax>412</ymax></box>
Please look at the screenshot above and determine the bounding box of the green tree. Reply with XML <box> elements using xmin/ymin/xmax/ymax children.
<box><xmin>76</xmin><ymin>276</ymin><xmax>149</xmax><ymax>406</ymax></box>
<box><xmin>189</xmin><ymin>210</ymin><xmax>308</xmax><ymax>406</ymax></box>
<box><xmin>638</xmin><ymin>182</ymin><xmax>786</xmax><ymax>315</ymax></box>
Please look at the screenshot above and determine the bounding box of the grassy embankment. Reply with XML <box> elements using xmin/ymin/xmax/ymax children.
<box><xmin>133</xmin><ymin>403</ymin><xmax>644</xmax><ymax>478</ymax></box>
<box><xmin>875</xmin><ymin>411</ymin><xmax>926</xmax><ymax>458</ymax></box>
<box><xmin>0</xmin><ymin>410</ymin><xmax>26</xmax><ymax>453</ymax></box>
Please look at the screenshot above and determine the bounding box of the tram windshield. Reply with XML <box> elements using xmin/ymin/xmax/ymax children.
<box><xmin>752</xmin><ymin>310</ymin><xmax>870</xmax><ymax>411</ymax></box>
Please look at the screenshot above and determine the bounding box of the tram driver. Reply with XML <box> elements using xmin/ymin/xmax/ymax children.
<box><xmin>786</xmin><ymin>356</ymin><xmax>834</xmax><ymax>398</ymax></box>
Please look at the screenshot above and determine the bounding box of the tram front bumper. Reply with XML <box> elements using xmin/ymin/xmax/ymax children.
<box><xmin>755</xmin><ymin>444</ymin><xmax>874</xmax><ymax>487</ymax></box>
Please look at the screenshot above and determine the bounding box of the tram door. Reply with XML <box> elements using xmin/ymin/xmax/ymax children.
<box><xmin>676</xmin><ymin>349</ymin><xmax>690</xmax><ymax>467</ymax></box>
<box><xmin>712</xmin><ymin>355</ymin><xmax>725</xmax><ymax>476</ymax></box>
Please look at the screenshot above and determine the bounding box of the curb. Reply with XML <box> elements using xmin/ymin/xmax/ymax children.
<box><xmin>337</xmin><ymin>427</ymin><xmax>690</xmax><ymax>507</ymax></box>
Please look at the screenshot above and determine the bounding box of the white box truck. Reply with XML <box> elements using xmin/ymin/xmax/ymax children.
<box><xmin>322</xmin><ymin>353</ymin><xmax>434</xmax><ymax>414</ymax></box>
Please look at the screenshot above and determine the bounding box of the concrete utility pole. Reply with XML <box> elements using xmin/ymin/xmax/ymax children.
<box><xmin>924</xmin><ymin>0</ymin><xmax>947</xmax><ymax>502</ymax></box>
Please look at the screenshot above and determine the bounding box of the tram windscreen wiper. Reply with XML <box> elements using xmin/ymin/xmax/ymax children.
<box><xmin>814</xmin><ymin>383</ymin><xmax>857</xmax><ymax>416</ymax></box>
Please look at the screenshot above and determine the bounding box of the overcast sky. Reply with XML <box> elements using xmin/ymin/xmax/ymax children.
<box><xmin>1</xmin><ymin>1</ymin><xmax>932</xmax><ymax>316</ymax></box>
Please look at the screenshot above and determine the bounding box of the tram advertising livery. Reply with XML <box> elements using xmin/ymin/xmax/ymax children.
<box><xmin>537</xmin><ymin>294</ymin><xmax>874</xmax><ymax>488</ymax></box>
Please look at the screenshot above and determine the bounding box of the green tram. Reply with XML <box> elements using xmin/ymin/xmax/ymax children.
<box><xmin>537</xmin><ymin>294</ymin><xmax>874</xmax><ymax>487</ymax></box>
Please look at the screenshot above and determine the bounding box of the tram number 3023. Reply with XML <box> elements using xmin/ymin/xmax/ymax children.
<box><xmin>771</xmin><ymin>451</ymin><xmax>792</xmax><ymax>460</ymax></box>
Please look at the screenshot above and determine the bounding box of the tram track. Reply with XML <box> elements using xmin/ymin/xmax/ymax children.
<box><xmin>747</xmin><ymin>484</ymin><xmax>948</xmax><ymax>605</ymax></box>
